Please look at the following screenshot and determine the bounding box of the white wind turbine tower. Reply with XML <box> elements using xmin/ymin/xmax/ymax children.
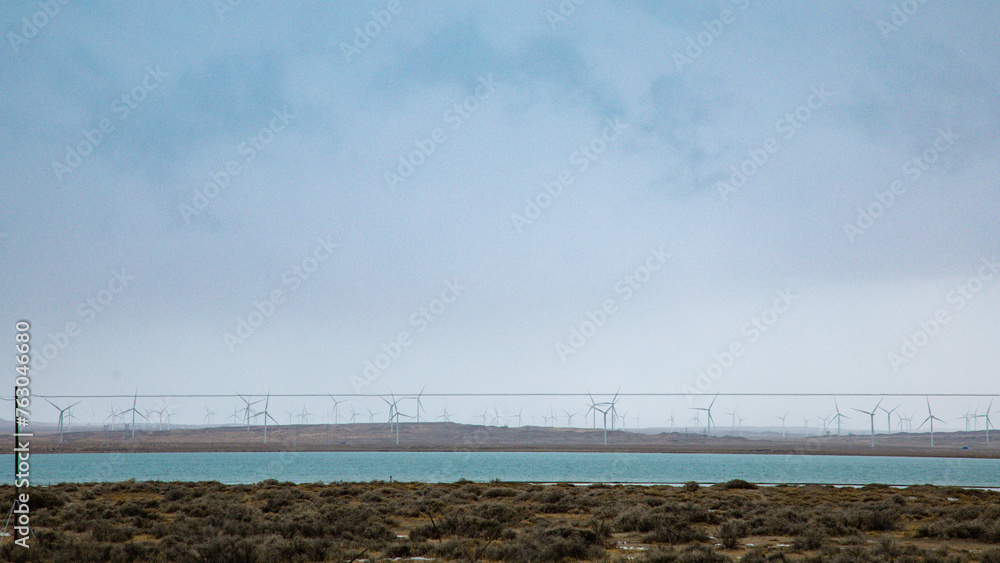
<box><xmin>412</xmin><ymin>385</ymin><xmax>427</xmax><ymax>423</ymax></box>
<box><xmin>299</xmin><ymin>405</ymin><xmax>313</xmax><ymax>425</ymax></box>
<box><xmin>585</xmin><ymin>393</ymin><xmax>598</xmax><ymax>428</ymax></box>
<box><xmin>691</xmin><ymin>394</ymin><xmax>717</xmax><ymax>438</ymax></box>
<box><xmin>328</xmin><ymin>396</ymin><xmax>344</xmax><ymax>424</ymax></box>
<box><xmin>583</xmin><ymin>393</ymin><xmax>619</xmax><ymax>446</ymax></box>
<box><xmin>348</xmin><ymin>406</ymin><xmax>359</xmax><ymax>423</ymax></box>
<box><xmin>728</xmin><ymin>407</ymin><xmax>739</xmax><ymax>435</ymax></box>
<box><xmin>260</xmin><ymin>392</ymin><xmax>279</xmax><ymax>444</ymax></box>
<box><xmin>437</xmin><ymin>406</ymin><xmax>452</xmax><ymax>423</ymax></box>
<box><xmin>976</xmin><ymin>399</ymin><xmax>994</xmax><ymax>443</ymax></box>
<box><xmin>43</xmin><ymin>398</ymin><xmax>80</xmax><ymax>444</ymax></box>
<box><xmin>236</xmin><ymin>393</ymin><xmax>263</xmax><ymax>432</ymax></box>
<box><xmin>689</xmin><ymin>412</ymin><xmax>701</xmax><ymax>432</ymax></box>
<box><xmin>879</xmin><ymin>404</ymin><xmax>899</xmax><ymax>435</ymax></box>
<box><xmin>475</xmin><ymin>409</ymin><xmax>489</xmax><ymax>427</ymax></box>
<box><xmin>800</xmin><ymin>415</ymin><xmax>812</xmax><ymax>436</ymax></box>
<box><xmin>563</xmin><ymin>409</ymin><xmax>578</xmax><ymax>428</ymax></box>
<box><xmin>831</xmin><ymin>399</ymin><xmax>850</xmax><ymax>437</ymax></box>
<box><xmin>65</xmin><ymin>408</ymin><xmax>79</xmax><ymax>432</ymax></box>
<box><xmin>853</xmin><ymin>397</ymin><xmax>883</xmax><ymax>448</ymax></box>
<box><xmin>958</xmin><ymin>409</ymin><xmax>973</xmax><ymax>432</ymax></box>
<box><xmin>366</xmin><ymin>406</ymin><xmax>379</xmax><ymax>423</ymax></box>
<box><xmin>203</xmin><ymin>406</ymin><xmax>217</xmax><ymax>426</ymax></box>
<box><xmin>594</xmin><ymin>403</ymin><xmax>612</xmax><ymax>445</ymax></box>
<box><xmin>382</xmin><ymin>393</ymin><xmax>411</xmax><ymax>445</ymax></box>
<box><xmin>918</xmin><ymin>397</ymin><xmax>944</xmax><ymax>446</ymax></box>
<box><xmin>776</xmin><ymin>412</ymin><xmax>789</xmax><ymax>439</ymax></box>
<box><xmin>736</xmin><ymin>413</ymin><xmax>745</xmax><ymax>437</ymax></box>
<box><xmin>121</xmin><ymin>390</ymin><xmax>147</xmax><ymax>439</ymax></box>
<box><xmin>608</xmin><ymin>389</ymin><xmax>621</xmax><ymax>431</ymax></box>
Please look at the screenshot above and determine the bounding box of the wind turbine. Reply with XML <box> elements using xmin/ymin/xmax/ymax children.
<box><xmin>514</xmin><ymin>407</ymin><xmax>524</xmax><ymax>427</ymax></box>
<box><xmin>958</xmin><ymin>409</ymin><xmax>973</xmax><ymax>432</ymax></box>
<box><xmin>120</xmin><ymin>390</ymin><xmax>147</xmax><ymax>439</ymax></box>
<box><xmin>366</xmin><ymin>406</ymin><xmax>378</xmax><ymax>423</ymax></box>
<box><xmin>203</xmin><ymin>406</ymin><xmax>217</xmax><ymax>426</ymax></box>
<box><xmin>691</xmin><ymin>395</ymin><xmax>717</xmax><ymax>438</ymax></box>
<box><xmin>976</xmin><ymin>399</ymin><xmax>994</xmax><ymax>443</ymax></box>
<box><xmin>65</xmin><ymin>409</ymin><xmax>79</xmax><ymax>432</ymax></box>
<box><xmin>879</xmin><ymin>404</ymin><xmax>899</xmax><ymax>435</ymax></box>
<box><xmin>800</xmin><ymin>415</ymin><xmax>811</xmax><ymax>436</ymax></box>
<box><xmin>586</xmin><ymin>393</ymin><xmax>599</xmax><ymax>428</ymax></box>
<box><xmin>43</xmin><ymin>398</ymin><xmax>80</xmax><ymax>443</ymax></box>
<box><xmin>413</xmin><ymin>385</ymin><xmax>426</xmax><ymax>423</ymax></box>
<box><xmin>299</xmin><ymin>405</ymin><xmax>312</xmax><ymax>425</ymax></box>
<box><xmin>831</xmin><ymin>399</ymin><xmax>850</xmax><ymax>437</ymax></box>
<box><xmin>475</xmin><ymin>408</ymin><xmax>489</xmax><ymax>427</ymax></box>
<box><xmin>736</xmin><ymin>413</ymin><xmax>745</xmax><ymax>437</ymax></box>
<box><xmin>381</xmin><ymin>393</ymin><xmax>409</xmax><ymax>443</ymax></box>
<box><xmin>563</xmin><ymin>409</ymin><xmax>578</xmax><ymax>427</ymax></box>
<box><xmin>728</xmin><ymin>407</ymin><xmax>740</xmax><ymax>435</ymax></box>
<box><xmin>917</xmin><ymin>397</ymin><xmax>944</xmax><ymax>447</ymax></box>
<box><xmin>437</xmin><ymin>406</ymin><xmax>452</xmax><ymax>423</ymax></box>
<box><xmin>853</xmin><ymin>397</ymin><xmax>883</xmax><ymax>448</ymax></box>
<box><xmin>348</xmin><ymin>406</ymin><xmax>359</xmax><ymax>423</ymax></box>
<box><xmin>236</xmin><ymin>393</ymin><xmax>263</xmax><ymax>432</ymax></box>
<box><xmin>328</xmin><ymin>396</ymin><xmax>344</xmax><ymax>424</ymax></box>
<box><xmin>776</xmin><ymin>412</ymin><xmax>789</xmax><ymax>439</ymax></box>
<box><xmin>608</xmin><ymin>389</ymin><xmax>621</xmax><ymax>430</ymax></box>
<box><xmin>260</xmin><ymin>392</ymin><xmax>279</xmax><ymax>443</ymax></box>
<box><xmin>594</xmin><ymin>403</ymin><xmax>612</xmax><ymax>445</ymax></box>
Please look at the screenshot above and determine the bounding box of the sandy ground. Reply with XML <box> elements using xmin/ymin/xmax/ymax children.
<box><xmin>27</xmin><ymin>421</ymin><xmax>1000</xmax><ymax>458</ymax></box>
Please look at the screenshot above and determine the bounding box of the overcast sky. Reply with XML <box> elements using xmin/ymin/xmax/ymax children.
<box><xmin>2</xmin><ymin>1</ymin><xmax>998</xmax><ymax>427</ymax></box>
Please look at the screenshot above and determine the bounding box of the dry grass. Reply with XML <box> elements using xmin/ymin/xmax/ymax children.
<box><xmin>1</xmin><ymin>480</ymin><xmax>999</xmax><ymax>561</ymax></box>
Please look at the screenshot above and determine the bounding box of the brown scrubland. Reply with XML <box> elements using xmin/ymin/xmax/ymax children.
<box><xmin>3</xmin><ymin>479</ymin><xmax>1000</xmax><ymax>562</ymax></box>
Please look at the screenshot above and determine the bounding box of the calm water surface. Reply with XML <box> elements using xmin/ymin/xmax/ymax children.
<box><xmin>7</xmin><ymin>452</ymin><xmax>999</xmax><ymax>486</ymax></box>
